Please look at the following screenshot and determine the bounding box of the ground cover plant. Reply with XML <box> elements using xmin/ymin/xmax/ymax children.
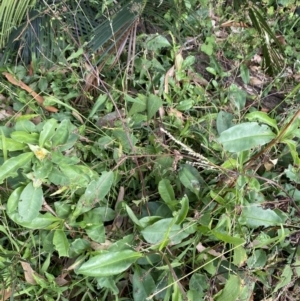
<box><xmin>0</xmin><ymin>0</ymin><xmax>300</xmax><ymax>300</ymax></box>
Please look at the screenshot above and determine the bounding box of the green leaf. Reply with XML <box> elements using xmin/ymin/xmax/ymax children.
<box><xmin>216</xmin><ymin>111</ymin><xmax>234</xmax><ymax>135</ymax></box>
<box><xmin>51</xmin><ymin>120</ymin><xmax>71</xmax><ymax>147</ymax></box>
<box><xmin>145</xmin><ymin>34</ymin><xmax>171</xmax><ymax>51</ymax></box>
<box><xmin>72</xmin><ymin>171</ymin><xmax>114</xmax><ymax>217</ymax></box>
<box><xmin>215</xmin><ymin>274</ymin><xmax>241</xmax><ymax>301</ymax></box>
<box><xmin>67</xmin><ymin>47</ymin><xmax>84</xmax><ymax>61</ymax></box>
<box><xmin>175</xmin><ymin>195</ymin><xmax>189</xmax><ymax>225</ymax></box>
<box><xmin>240</xmin><ymin>64</ymin><xmax>250</xmax><ymax>84</ymax></box>
<box><xmin>218</xmin><ymin>122</ymin><xmax>276</xmax><ymax>152</ymax></box>
<box><xmin>211</xmin><ymin>231</ymin><xmax>245</xmax><ymax>245</ymax></box>
<box><xmin>179</xmin><ymin>165</ymin><xmax>201</xmax><ymax>195</ymax></box>
<box><xmin>53</xmin><ymin>229</ymin><xmax>70</xmax><ymax>257</ymax></box>
<box><xmin>77</xmin><ymin>250</ymin><xmax>142</xmax><ymax>277</ymax></box>
<box><xmin>39</xmin><ymin>118</ymin><xmax>58</xmax><ymax>147</ymax></box>
<box><xmin>239</xmin><ymin>205</ymin><xmax>283</xmax><ymax>229</ymax></box>
<box><xmin>126</xmin><ymin>205</ymin><xmax>142</xmax><ymax>227</ymax></box>
<box><xmin>246</xmin><ymin>111</ymin><xmax>278</xmax><ymax>131</ymax></box>
<box><xmin>147</xmin><ymin>94</ymin><xmax>162</xmax><ymax>120</ymax></box>
<box><xmin>18</xmin><ymin>182</ymin><xmax>43</xmax><ymax>222</ymax></box>
<box><xmin>10</xmin><ymin>131</ymin><xmax>39</xmax><ymax>144</ymax></box>
<box><xmin>228</xmin><ymin>84</ymin><xmax>247</xmax><ymax>111</ymax></box>
<box><xmin>274</xmin><ymin>265</ymin><xmax>292</xmax><ymax>293</ymax></box>
<box><xmin>15</xmin><ymin>120</ymin><xmax>36</xmax><ymax>132</ymax></box>
<box><xmin>86</xmin><ymin>223</ymin><xmax>105</xmax><ymax>243</ymax></box>
<box><xmin>7</xmin><ymin>188</ymin><xmax>58</xmax><ymax>229</ymax></box>
<box><xmin>0</xmin><ymin>137</ymin><xmax>25</xmax><ymax>151</ymax></box>
<box><xmin>60</xmin><ymin>164</ymin><xmax>91</xmax><ymax>187</ymax></box>
<box><xmin>158</xmin><ymin>179</ymin><xmax>176</xmax><ymax>210</ymax></box>
<box><xmin>0</xmin><ymin>152</ymin><xmax>34</xmax><ymax>184</ymax></box>
<box><xmin>133</xmin><ymin>266</ymin><xmax>156</xmax><ymax>301</ymax></box>
<box><xmin>128</xmin><ymin>94</ymin><xmax>147</xmax><ymax>116</ymax></box>
<box><xmin>141</xmin><ymin>218</ymin><xmax>189</xmax><ymax>245</ymax></box>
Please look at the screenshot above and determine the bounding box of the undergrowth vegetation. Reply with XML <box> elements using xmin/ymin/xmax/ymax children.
<box><xmin>1</xmin><ymin>0</ymin><xmax>300</xmax><ymax>300</ymax></box>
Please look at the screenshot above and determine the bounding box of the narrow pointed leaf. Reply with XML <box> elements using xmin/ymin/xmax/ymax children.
<box><xmin>77</xmin><ymin>250</ymin><xmax>142</xmax><ymax>277</ymax></box>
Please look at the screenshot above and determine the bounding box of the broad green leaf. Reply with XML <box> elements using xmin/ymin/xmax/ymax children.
<box><xmin>141</xmin><ymin>218</ymin><xmax>189</xmax><ymax>245</ymax></box>
<box><xmin>179</xmin><ymin>165</ymin><xmax>201</xmax><ymax>195</ymax></box>
<box><xmin>39</xmin><ymin>118</ymin><xmax>58</xmax><ymax>147</ymax></box>
<box><xmin>247</xmin><ymin>249</ymin><xmax>267</xmax><ymax>269</ymax></box>
<box><xmin>7</xmin><ymin>186</ymin><xmax>23</xmax><ymax>215</ymax></box>
<box><xmin>0</xmin><ymin>152</ymin><xmax>33</xmax><ymax>184</ymax></box>
<box><xmin>96</xmin><ymin>277</ymin><xmax>119</xmax><ymax>295</ymax></box>
<box><xmin>176</xmin><ymin>99</ymin><xmax>194</xmax><ymax>111</ymax></box>
<box><xmin>33</xmin><ymin>160</ymin><xmax>53</xmax><ymax>179</ymax></box>
<box><xmin>211</xmin><ymin>231</ymin><xmax>245</xmax><ymax>245</ymax></box>
<box><xmin>175</xmin><ymin>195</ymin><xmax>189</xmax><ymax>225</ymax></box>
<box><xmin>147</xmin><ymin>94</ymin><xmax>162</xmax><ymax>120</ymax></box>
<box><xmin>216</xmin><ymin>111</ymin><xmax>234</xmax><ymax>135</ymax></box>
<box><xmin>77</xmin><ymin>250</ymin><xmax>142</xmax><ymax>277</ymax></box>
<box><xmin>215</xmin><ymin>274</ymin><xmax>241</xmax><ymax>301</ymax></box>
<box><xmin>7</xmin><ymin>184</ymin><xmax>58</xmax><ymax>229</ymax></box>
<box><xmin>18</xmin><ymin>182</ymin><xmax>43</xmax><ymax>222</ymax></box>
<box><xmin>60</xmin><ymin>164</ymin><xmax>91</xmax><ymax>187</ymax></box>
<box><xmin>246</xmin><ymin>111</ymin><xmax>278</xmax><ymax>131</ymax></box>
<box><xmin>10</xmin><ymin>131</ymin><xmax>39</xmax><ymax>144</ymax></box>
<box><xmin>53</xmin><ymin>229</ymin><xmax>70</xmax><ymax>257</ymax></box>
<box><xmin>51</xmin><ymin>120</ymin><xmax>71</xmax><ymax>147</ymax></box>
<box><xmin>72</xmin><ymin>171</ymin><xmax>114</xmax><ymax>217</ymax></box>
<box><xmin>69</xmin><ymin>239</ymin><xmax>90</xmax><ymax>257</ymax></box>
<box><xmin>0</xmin><ymin>137</ymin><xmax>25</xmax><ymax>151</ymax></box>
<box><xmin>15</xmin><ymin>120</ymin><xmax>36</xmax><ymax>132</ymax></box>
<box><xmin>218</xmin><ymin>122</ymin><xmax>276</xmax><ymax>152</ymax></box>
<box><xmin>239</xmin><ymin>205</ymin><xmax>283</xmax><ymax>228</ymax></box>
<box><xmin>86</xmin><ymin>223</ymin><xmax>105</xmax><ymax>243</ymax></box>
<box><xmin>158</xmin><ymin>179</ymin><xmax>176</xmax><ymax>210</ymax></box>
<box><xmin>228</xmin><ymin>84</ymin><xmax>247</xmax><ymax>111</ymax></box>
<box><xmin>145</xmin><ymin>34</ymin><xmax>171</xmax><ymax>51</ymax></box>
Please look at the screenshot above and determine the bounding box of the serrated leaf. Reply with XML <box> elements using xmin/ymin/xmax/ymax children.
<box><xmin>77</xmin><ymin>250</ymin><xmax>142</xmax><ymax>277</ymax></box>
<box><xmin>39</xmin><ymin>119</ymin><xmax>58</xmax><ymax>147</ymax></box>
<box><xmin>18</xmin><ymin>182</ymin><xmax>43</xmax><ymax>222</ymax></box>
<box><xmin>147</xmin><ymin>94</ymin><xmax>162</xmax><ymax>120</ymax></box>
<box><xmin>218</xmin><ymin>122</ymin><xmax>275</xmax><ymax>152</ymax></box>
<box><xmin>0</xmin><ymin>152</ymin><xmax>34</xmax><ymax>184</ymax></box>
<box><xmin>239</xmin><ymin>205</ymin><xmax>283</xmax><ymax>229</ymax></box>
<box><xmin>53</xmin><ymin>229</ymin><xmax>70</xmax><ymax>257</ymax></box>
